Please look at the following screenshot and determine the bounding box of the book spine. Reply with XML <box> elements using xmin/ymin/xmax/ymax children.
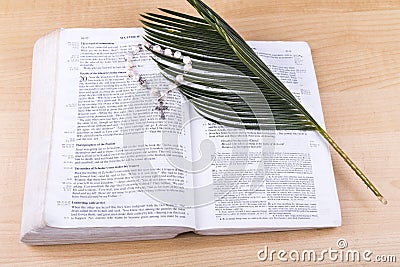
<box><xmin>20</xmin><ymin>29</ymin><xmax>62</xmax><ymax>241</ymax></box>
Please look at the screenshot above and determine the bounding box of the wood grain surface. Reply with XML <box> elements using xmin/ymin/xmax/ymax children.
<box><xmin>1</xmin><ymin>0</ymin><xmax>399</xmax><ymax>265</ymax></box>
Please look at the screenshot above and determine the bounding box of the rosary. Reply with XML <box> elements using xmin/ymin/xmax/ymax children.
<box><xmin>124</xmin><ymin>42</ymin><xmax>192</xmax><ymax>120</ymax></box>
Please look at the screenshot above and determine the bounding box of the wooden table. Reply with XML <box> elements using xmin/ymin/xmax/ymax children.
<box><xmin>1</xmin><ymin>0</ymin><xmax>399</xmax><ymax>265</ymax></box>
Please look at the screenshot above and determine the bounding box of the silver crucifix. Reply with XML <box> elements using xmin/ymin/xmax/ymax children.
<box><xmin>155</xmin><ymin>100</ymin><xmax>168</xmax><ymax>120</ymax></box>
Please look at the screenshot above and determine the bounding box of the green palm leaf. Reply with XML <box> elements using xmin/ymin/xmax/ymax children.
<box><xmin>141</xmin><ymin>0</ymin><xmax>386</xmax><ymax>204</ymax></box>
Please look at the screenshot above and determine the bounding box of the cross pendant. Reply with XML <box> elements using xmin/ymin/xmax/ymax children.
<box><xmin>155</xmin><ymin>101</ymin><xmax>168</xmax><ymax>120</ymax></box>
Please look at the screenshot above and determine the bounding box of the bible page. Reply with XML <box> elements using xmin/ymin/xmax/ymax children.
<box><xmin>44</xmin><ymin>28</ymin><xmax>195</xmax><ymax>229</ymax></box>
<box><xmin>191</xmin><ymin>41</ymin><xmax>341</xmax><ymax>233</ymax></box>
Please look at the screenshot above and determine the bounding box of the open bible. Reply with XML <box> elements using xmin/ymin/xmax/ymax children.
<box><xmin>21</xmin><ymin>28</ymin><xmax>341</xmax><ymax>245</ymax></box>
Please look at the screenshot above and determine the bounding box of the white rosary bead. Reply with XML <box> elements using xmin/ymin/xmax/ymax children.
<box><xmin>131</xmin><ymin>45</ymin><xmax>141</xmax><ymax>54</ymax></box>
<box><xmin>143</xmin><ymin>41</ymin><xmax>151</xmax><ymax>49</ymax></box>
<box><xmin>182</xmin><ymin>56</ymin><xmax>192</xmax><ymax>65</ymax></box>
<box><xmin>125</xmin><ymin>61</ymin><xmax>133</xmax><ymax>69</ymax></box>
<box><xmin>164</xmin><ymin>48</ymin><xmax>173</xmax><ymax>56</ymax></box>
<box><xmin>176</xmin><ymin>74</ymin><xmax>184</xmax><ymax>83</ymax></box>
<box><xmin>153</xmin><ymin>45</ymin><xmax>162</xmax><ymax>53</ymax></box>
<box><xmin>127</xmin><ymin>70</ymin><xmax>134</xmax><ymax>78</ymax></box>
<box><xmin>184</xmin><ymin>64</ymin><xmax>192</xmax><ymax>72</ymax></box>
<box><xmin>132</xmin><ymin>74</ymin><xmax>141</xmax><ymax>82</ymax></box>
<box><xmin>174</xmin><ymin>51</ymin><xmax>182</xmax><ymax>59</ymax></box>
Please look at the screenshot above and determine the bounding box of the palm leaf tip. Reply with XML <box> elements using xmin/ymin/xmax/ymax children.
<box><xmin>140</xmin><ymin>0</ymin><xmax>386</xmax><ymax>204</ymax></box>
